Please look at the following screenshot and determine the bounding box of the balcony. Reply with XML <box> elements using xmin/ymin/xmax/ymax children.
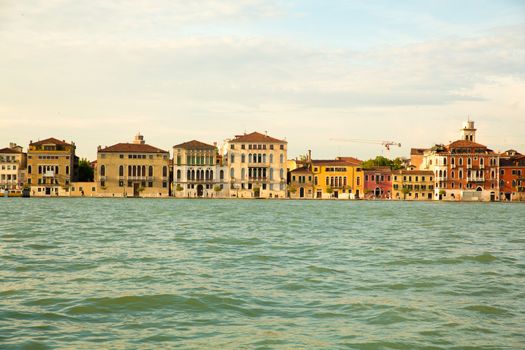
<box><xmin>467</xmin><ymin>177</ymin><xmax>485</xmax><ymax>182</ymax></box>
<box><xmin>249</xmin><ymin>176</ymin><xmax>268</xmax><ymax>182</ymax></box>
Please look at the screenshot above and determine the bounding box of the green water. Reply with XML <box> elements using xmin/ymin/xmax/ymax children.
<box><xmin>1</xmin><ymin>199</ymin><xmax>524</xmax><ymax>349</ymax></box>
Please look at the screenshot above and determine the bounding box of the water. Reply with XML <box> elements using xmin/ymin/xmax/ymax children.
<box><xmin>0</xmin><ymin>199</ymin><xmax>524</xmax><ymax>349</ymax></box>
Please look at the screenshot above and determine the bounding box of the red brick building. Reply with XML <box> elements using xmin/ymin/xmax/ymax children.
<box><xmin>499</xmin><ymin>150</ymin><xmax>525</xmax><ymax>201</ymax></box>
<box><xmin>364</xmin><ymin>166</ymin><xmax>392</xmax><ymax>199</ymax></box>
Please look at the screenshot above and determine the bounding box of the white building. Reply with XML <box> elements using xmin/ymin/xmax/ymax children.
<box><xmin>0</xmin><ymin>143</ymin><xmax>27</xmax><ymax>190</ymax></box>
<box><xmin>173</xmin><ymin>140</ymin><xmax>228</xmax><ymax>198</ymax></box>
<box><xmin>224</xmin><ymin>131</ymin><xmax>287</xmax><ymax>198</ymax></box>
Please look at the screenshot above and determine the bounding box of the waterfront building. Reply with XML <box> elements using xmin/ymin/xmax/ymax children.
<box><xmin>392</xmin><ymin>169</ymin><xmax>434</xmax><ymax>200</ymax></box>
<box><xmin>311</xmin><ymin>157</ymin><xmax>363</xmax><ymax>199</ymax></box>
<box><xmin>172</xmin><ymin>140</ymin><xmax>228</xmax><ymax>198</ymax></box>
<box><xmin>289</xmin><ymin>165</ymin><xmax>315</xmax><ymax>198</ymax></box>
<box><xmin>96</xmin><ymin>134</ymin><xmax>170</xmax><ymax>197</ymax></box>
<box><xmin>364</xmin><ymin>166</ymin><xmax>392</xmax><ymax>199</ymax></box>
<box><xmin>224</xmin><ymin>131</ymin><xmax>287</xmax><ymax>198</ymax></box>
<box><xmin>0</xmin><ymin>143</ymin><xmax>27</xmax><ymax>191</ymax></box>
<box><xmin>412</xmin><ymin>120</ymin><xmax>500</xmax><ymax>201</ymax></box>
<box><xmin>27</xmin><ymin>138</ymin><xmax>78</xmax><ymax>196</ymax></box>
<box><xmin>70</xmin><ymin>182</ymin><xmax>97</xmax><ymax>197</ymax></box>
<box><xmin>499</xmin><ymin>150</ymin><xmax>525</xmax><ymax>201</ymax></box>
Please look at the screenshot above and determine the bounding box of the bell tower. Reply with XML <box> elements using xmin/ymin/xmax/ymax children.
<box><xmin>460</xmin><ymin>118</ymin><xmax>476</xmax><ymax>142</ymax></box>
<box><xmin>133</xmin><ymin>132</ymin><xmax>145</xmax><ymax>145</ymax></box>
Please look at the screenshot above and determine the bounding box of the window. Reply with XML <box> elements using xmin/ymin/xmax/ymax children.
<box><xmin>230</xmin><ymin>168</ymin><xmax>235</xmax><ymax>179</ymax></box>
<box><xmin>148</xmin><ymin>181</ymin><xmax>153</xmax><ymax>188</ymax></box>
<box><xmin>280</xmin><ymin>154</ymin><xmax>284</xmax><ymax>163</ymax></box>
<box><xmin>241</xmin><ymin>154</ymin><xmax>246</xmax><ymax>163</ymax></box>
<box><xmin>119</xmin><ymin>180</ymin><xmax>124</xmax><ymax>187</ymax></box>
<box><xmin>230</xmin><ymin>144</ymin><xmax>235</xmax><ymax>150</ymax></box>
<box><xmin>230</xmin><ymin>154</ymin><xmax>235</xmax><ymax>163</ymax></box>
<box><xmin>120</xmin><ymin>154</ymin><xmax>124</xmax><ymax>159</ymax></box>
<box><xmin>220</xmin><ymin>170</ymin><xmax>224</xmax><ymax>180</ymax></box>
<box><xmin>162</xmin><ymin>181</ymin><xmax>167</xmax><ymax>188</ymax></box>
<box><xmin>149</xmin><ymin>166</ymin><xmax>153</xmax><ymax>177</ymax></box>
<box><xmin>280</xmin><ymin>168</ymin><xmax>284</xmax><ymax>179</ymax></box>
<box><xmin>162</xmin><ymin>166</ymin><xmax>167</xmax><ymax>177</ymax></box>
<box><xmin>100</xmin><ymin>165</ymin><xmax>105</xmax><ymax>176</ymax></box>
<box><xmin>119</xmin><ymin>165</ymin><xmax>124</xmax><ymax>177</ymax></box>
<box><xmin>177</xmin><ymin>170</ymin><xmax>181</xmax><ymax>180</ymax></box>
<box><xmin>28</xmin><ymin>165</ymin><xmax>32</xmax><ymax>174</ymax></box>
<box><xmin>280</xmin><ymin>145</ymin><xmax>284</xmax><ymax>150</ymax></box>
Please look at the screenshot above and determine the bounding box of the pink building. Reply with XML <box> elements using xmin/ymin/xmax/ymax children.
<box><xmin>364</xmin><ymin>166</ymin><xmax>392</xmax><ymax>199</ymax></box>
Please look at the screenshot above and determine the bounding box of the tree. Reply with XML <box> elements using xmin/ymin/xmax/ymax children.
<box><xmin>326</xmin><ymin>186</ymin><xmax>334</xmax><ymax>197</ymax></box>
<box><xmin>287</xmin><ymin>184</ymin><xmax>297</xmax><ymax>194</ymax></box>
<box><xmin>401</xmin><ymin>186</ymin><xmax>410</xmax><ymax>200</ymax></box>
<box><xmin>361</xmin><ymin>156</ymin><xmax>405</xmax><ymax>170</ymax></box>
<box><xmin>213</xmin><ymin>185</ymin><xmax>221</xmax><ymax>194</ymax></box>
<box><xmin>176</xmin><ymin>184</ymin><xmax>184</xmax><ymax>192</ymax></box>
<box><xmin>78</xmin><ymin>158</ymin><xmax>94</xmax><ymax>182</ymax></box>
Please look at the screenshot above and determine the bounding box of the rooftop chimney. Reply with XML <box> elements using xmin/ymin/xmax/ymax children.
<box><xmin>133</xmin><ymin>132</ymin><xmax>145</xmax><ymax>145</ymax></box>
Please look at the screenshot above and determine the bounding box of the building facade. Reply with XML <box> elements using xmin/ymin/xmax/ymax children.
<box><xmin>27</xmin><ymin>138</ymin><xmax>78</xmax><ymax>196</ymax></box>
<box><xmin>0</xmin><ymin>143</ymin><xmax>27</xmax><ymax>191</ymax></box>
<box><xmin>289</xmin><ymin>165</ymin><xmax>315</xmax><ymax>199</ymax></box>
<box><xmin>392</xmin><ymin>169</ymin><xmax>434</xmax><ymax>200</ymax></box>
<box><xmin>499</xmin><ymin>150</ymin><xmax>525</xmax><ymax>201</ymax></box>
<box><xmin>224</xmin><ymin>132</ymin><xmax>288</xmax><ymax>198</ymax></box>
<box><xmin>173</xmin><ymin>140</ymin><xmax>228</xmax><ymax>198</ymax></box>
<box><xmin>364</xmin><ymin>166</ymin><xmax>392</xmax><ymax>199</ymax></box>
<box><xmin>412</xmin><ymin>120</ymin><xmax>500</xmax><ymax>201</ymax></box>
<box><xmin>96</xmin><ymin>134</ymin><xmax>170</xmax><ymax>197</ymax></box>
<box><xmin>311</xmin><ymin>157</ymin><xmax>363</xmax><ymax>199</ymax></box>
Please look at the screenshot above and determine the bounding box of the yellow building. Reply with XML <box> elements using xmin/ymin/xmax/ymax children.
<box><xmin>311</xmin><ymin>157</ymin><xmax>364</xmax><ymax>199</ymax></box>
<box><xmin>97</xmin><ymin>134</ymin><xmax>170</xmax><ymax>197</ymax></box>
<box><xmin>70</xmin><ymin>182</ymin><xmax>97</xmax><ymax>197</ymax></box>
<box><xmin>27</xmin><ymin>138</ymin><xmax>78</xmax><ymax>196</ymax></box>
<box><xmin>392</xmin><ymin>169</ymin><xmax>434</xmax><ymax>200</ymax></box>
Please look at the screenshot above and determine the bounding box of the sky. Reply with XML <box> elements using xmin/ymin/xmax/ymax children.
<box><xmin>1</xmin><ymin>0</ymin><xmax>524</xmax><ymax>160</ymax></box>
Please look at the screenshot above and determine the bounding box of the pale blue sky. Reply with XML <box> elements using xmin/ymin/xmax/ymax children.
<box><xmin>1</xmin><ymin>0</ymin><xmax>524</xmax><ymax>160</ymax></box>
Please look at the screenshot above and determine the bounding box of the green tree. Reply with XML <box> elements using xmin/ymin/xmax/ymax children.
<box><xmin>401</xmin><ymin>186</ymin><xmax>410</xmax><ymax>200</ymax></box>
<box><xmin>78</xmin><ymin>158</ymin><xmax>94</xmax><ymax>182</ymax></box>
<box><xmin>362</xmin><ymin>156</ymin><xmax>405</xmax><ymax>170</ymax></box>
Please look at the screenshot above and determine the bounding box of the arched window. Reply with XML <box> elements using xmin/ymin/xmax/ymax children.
<box><xmin>230</xmin><ymin>168</ymin><xmax>235</xmax><ymax>179</ymax></box>
<box><xmin>263</xmin><ymin>154</ymin><xmax>266</xmax><ymax>163</ymax></box>
<box><xmin>269</xmin><ymin>167</ymin><xmax>274</xmax><ymax>180</ymax></box>
<box><xmin>28</xmin><ymin>165</ymin><xmax>32</xmax><ymax>174</ymax></box>
<box><xmin>258</xmin><ymin>154</ymin><xmax>262</xmax><ymax>163</ymax></box>
<box><xmin>241</xmin><ymin>168</ymin><xmax>245</xmax><ymax>179</ymax></box>
<box><xmin>206</xmin><ymin>170</ymin><xmax>209</xmax><ymax>180</ymax></box>
<box><xmin>119</xmin><ymin>165</ymin><xmax>124</xmax><ymax>177</ymax></box>
<box><xmin>38</xmin><ymin>165</ymin><xmax>42</xmax><ymax>174</ymax></box>
<box><xmin>220</xmin><ymin>170</ymin><xmax>224</xmax><ymax>180</ymax></box>
<box><xmin>142</xmin><ymin>166</ymin><xmax>146</xmax><ymax>177</ymax></box>
<box><xmin>269</xmin><ymin>154</ymin><xmax>273</xmax><ymax>163</ymax></box>
<box><xmin>132</xmin><ymin>166</ymin><xmax>136</xmax><ymax>177</ymax></box>
<box><xmin>459</xmin><ymin>170</ymin><xmax>463</xmax><ymax>179</ymax></box>
<box><xmin>280</xmin><ymin>168</ymin><xmax>284</xmax><ymax>179</ymax></box>
<box><xmin>163</xmin><ymin>166</ymin><xmax>167</xmax><ymax>177</ymax></box>
<box><xmin>280</xmin><ymin>154</ymin><xmax>284</xmax><ymax>163</ymax></box>
<box><xmin>149</xmin><ymin>166</ymin><xmax>153</xmax><ymax>177</ymax></box>
<box><xmin>191</xmin><ymin>169</ymin><xmax>195</xmax><ymax>180</ymax></box>
<box><xmin>128</xmin><ymin>165</ymin><xmax>131</xmax><ymax>176</ymax></box>
<box><xmin>325</xmin><ymin>177</ymin><xmax>329</xmax><ymax>185</ymax></box>
<box><xmin>55</xmin><ymin>166</ymin><xmax>59</xmax><ymax>174</ymax></box>
<box><xmin>480</xmin><ymin>158</ymin><xmax>484</xmax><ymax>166</ymax></box>
<box><xmin>100</xmin><ymin>165</ymin><xmax>106</xmax><ymax>176</ymax></box>
<box><xmin>241</xmin><ymin>154</ymin><xmax>246</xmax><ymax>163</ymax></box>
<box><xmin>177</xmin><ymin>170</ymin><xmax>181</xmax><ymax>180</ymax></box>
<box><xmin>210</xmin><ymin>170</ymin><xmax>213</xmax><ymax>180</ymax></box>
<box><xmin>187</xmin><ymin>170</ymin><xmax>190</xmax><ymax>180</ymax></box>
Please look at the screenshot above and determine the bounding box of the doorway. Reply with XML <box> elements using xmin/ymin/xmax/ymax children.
<box><xmin>133</xmin><ymin>183</ymin><xmax>140</xmax><ymax>197</ymax></box>
<box><xmin>299</xmin><ymin>187</ymin><xmax>304</xmax><ymax>198</ymax></box>
<box><xmin>197</xmin><ymin>184</ymin><xmax>204</xmax><ymax>197</ymax></box>
<box><xmin>45</xmin><ymin>187</ymin><xmax>51</xmax><ymax>195</ymax></box>
<box><xmin>375</xmin><ymin>187</ymin><xmax>381</xmax><ymax>198</ymax></box>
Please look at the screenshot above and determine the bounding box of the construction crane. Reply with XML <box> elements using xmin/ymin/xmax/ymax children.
<box><xmin>330</xmin><ymin>138</ymin><xmax>401</xmax><ymax>151</ymax></box>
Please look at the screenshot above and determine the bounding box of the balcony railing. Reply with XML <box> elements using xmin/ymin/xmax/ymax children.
<box><xmin>467</xmin><ymin>177</ymin><xmax>485</xmax><ymax>182</ymax></box>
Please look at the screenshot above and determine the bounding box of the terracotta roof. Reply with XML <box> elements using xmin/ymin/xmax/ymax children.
<box><xmin>173</xmin><ymin>140</ymin><xmax>216</xmax><ymax>150</ymax></box>
<box><xmin>364</xmin><ymin>166</ymin><xmax>392</xmax><ymax>172</ymax></box>
<box><xmin>500</xmin><ymin>154</ymin><xmax>525</xmax><ymax>167</ymax></box>
<box><xmin>336</xmin><ymin>156</ymin><xmax>363</xmax><ymax>165</ymax></box>
<box><xmin>30</xmin><ymin>137</ymin><xmax>72</xmax><ymax>146</ymax></box>
<box><xmin>99</xmin><ymin>143</ymin><xmax>168</xmax><ymax>153</ymax></box>
<box><xmin>290</xmin><ymin>166</ymin><xmax>312</xmax><ymax>174</ymax></box>
<box><xmin>312</xmin><ymin>159</ymin><xmax>359</xmax><ymax>166</ymax></box>
<box><xmin>0</xmin><ymin>147</ymin><xmax>22</xmax><ymax>154</ymax></box>
<box><xmin>392</xmin><ymin>169</ymin><xmax>434</xmax><ymax>175</ymax></box>
<box><xmin>447</xmin><ymin>140</ymin><xmax>487</xmax><ymax>149</ymax></box>
<box><xmin>230</xmin><ymin>131</ymin><xmax>286</xmax><ymax>143</ymax></box>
